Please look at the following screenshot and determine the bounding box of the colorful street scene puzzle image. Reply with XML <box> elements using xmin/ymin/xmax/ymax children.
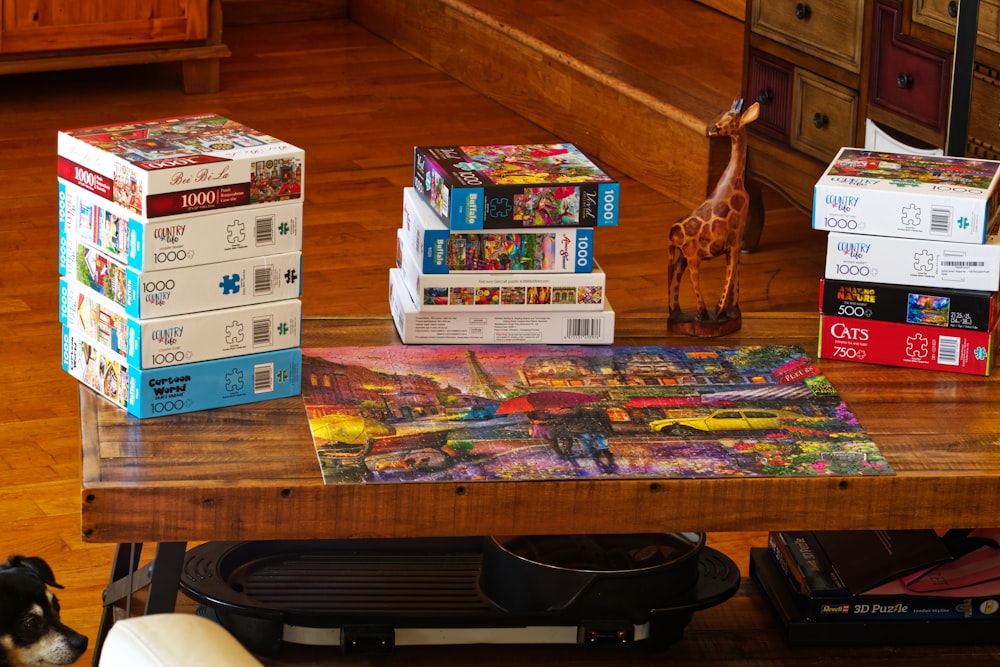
<box><xmin>301</xmin><ymin>344</ymin><xmax>893</xmax><ymax>484</ymax></box>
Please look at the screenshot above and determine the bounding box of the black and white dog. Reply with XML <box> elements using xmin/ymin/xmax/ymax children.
<box><xmin>0</xmin><ymin>556</ymin><xmax>87</xmax><ymax>667</ymax></box>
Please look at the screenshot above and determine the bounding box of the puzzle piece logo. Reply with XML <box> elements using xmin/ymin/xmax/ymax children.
<box><xmin>957</xmin><ymin>216</ymin><xmax>970</xmax><ymax>231</ymax></box>
<box><xmin>220</xmin><ymin>273</ymin><xmax>241</xmax><ymax>294</ymax></box>
<box><xmin>488</xmin><ymin>197</ymin><xmax>513</xmax><ymax>218</ymax></box>
<box><xmin>975</xmin><ymin>345</ymin><xmax>989</xmax><ymax>361</ymax></box>
<box><xmin>284</xmin><ymin>269</ymin><xmax>298</xmax><ymax>284</ymax></box>
<box><xmin>901</xmin><ymin>203</ymin><xmax>920</xmax><ymax>227</ymax></box>
<box><xmin>905</xmin><ymin>333</ymin><xmax>929</xmax><ymax>359</ymax></box>
<box><xmin>226</xmin><ymin>368</ymin><xmax>244</xmax><ymax>392</ymax></box>
<box><xmin>227</xmin><ymin>220</ymin><xmax>246</xmax><ymax>244</ymax></box>
<box><xmin>276</xmin><ymin>368</ymin><xmax>289</xmax><ymax>383</ymax></box>
<box><xmin>277</xmin><ymin>322</ymin><xmax>289</xmax><ymax>336</ymax></box>
<box><xmin>279</xmin><ymin>222</ymin><xmax>290</xmax><ymax>235</ymax></box>
<box><xmin>913</xmin><ymin>249</ymin><xmax>934</xmax><ymax>273</ymax></box>
<box><xmin>225</xmin><ymin>321</ymin><xmax>244</xmax><ymax>345</ymax></box>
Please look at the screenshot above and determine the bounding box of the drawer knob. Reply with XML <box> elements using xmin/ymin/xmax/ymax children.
<box><xmin>757</xmin><ymin>89</ymin><xmax>773</xmax><ymax>105</ymax></box>
<box><xmin>948</xmin><ymin>1</ymin><xmax>959</xmax><ymax>18</ymax></box>
<box><xmin>896</xmin><ymin>72</ymin><xmax>913</xmax><ymax>89</ymax></box>
<box><xmin>795</xmin><ymin>2</ymin><xmax>811</xmax><ymax>19</ymax></box>
<box><xmin>812</xmin><ymin>112</ymin><xmax>828</xmax><ymax>129</ymax></box>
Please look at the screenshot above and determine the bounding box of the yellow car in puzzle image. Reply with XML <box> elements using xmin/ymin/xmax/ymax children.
<box><xmin>649</xmin><ymin>409</ymin><xmax>808</xmax><ymax>436</ymax></box>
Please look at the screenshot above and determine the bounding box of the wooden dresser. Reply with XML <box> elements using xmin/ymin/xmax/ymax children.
<box><xmin>0</xmin><ymin>0</ymin><xmax>230</xmax><ymax>92</ymax></box>
<box><xmin>741</xmin><ymin>0</ymin><xmax>1000</xmax><ymax>250</ymax></box>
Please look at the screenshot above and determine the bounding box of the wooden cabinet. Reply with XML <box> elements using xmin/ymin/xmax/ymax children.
<box><xmin>741</xmin><ymin>0</ymin><xmax>1000</xmax><ymax>251</ymax></box>
<box><xmin>0</xmin><ymin>0</ymin><xmax>229</xmax><ymax>92</ymax></box>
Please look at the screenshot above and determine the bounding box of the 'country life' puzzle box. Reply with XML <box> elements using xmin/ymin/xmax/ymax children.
<box><xmin>59</xmin><ymin>179</ymin><xmax>303</xmax><ymax>271</ymax></box>
<box><xmin>60</xmin><ymin>277</ymin><xmax>301</xmax><ymax>369</ymax></box>
<box><xmin>57</xmin><ymin>113</ymin><xmax>304</xmax><ymax>219</ymax></box>
<box><xmin>813</xmin><ymin>148</ymin><xmax>1000</xmax><ymax>243</ymax></box>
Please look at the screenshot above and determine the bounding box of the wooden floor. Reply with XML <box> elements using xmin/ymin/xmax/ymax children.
<box><xmin>0</xmin><ymin>14</ymin><xmax>836</xmax><ymax>666</ymax></box>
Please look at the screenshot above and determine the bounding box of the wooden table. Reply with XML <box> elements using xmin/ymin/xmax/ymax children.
<box><xmin>81</xmin><ymin>313</ymin><xmax>1000</xmax><ymax>665</ymax></box>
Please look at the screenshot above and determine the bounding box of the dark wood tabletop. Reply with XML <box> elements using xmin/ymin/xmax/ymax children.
<box><xmin>80</xmin><ymin>313</ymin><xmax>1000</xmax><ymax>544</ymax></box>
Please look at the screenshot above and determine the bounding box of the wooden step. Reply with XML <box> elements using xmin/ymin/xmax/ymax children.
<box><xmin>349</xmin><ymin>0</ymin><xmax>746</xmax><ymax>209</ymax></box>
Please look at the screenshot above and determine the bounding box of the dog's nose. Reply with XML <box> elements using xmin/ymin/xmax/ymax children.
<box><xmin>70</xmin><ymin>631</ymin><xmax>88</xmax><ymax>653</ymax></box>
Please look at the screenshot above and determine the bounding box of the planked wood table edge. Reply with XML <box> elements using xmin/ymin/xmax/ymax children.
<box><xmin>80</xmin><ymin>313</ymin><xmax>1000</xmax><ymax>544</ymax></box>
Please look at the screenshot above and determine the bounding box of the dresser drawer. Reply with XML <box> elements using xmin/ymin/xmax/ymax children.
<box><xmin>746</xmin><ymin>48</ymin><xmax>793</xmax><ymax>142</ymax></box>
<box><xmin>912</xmin><ymin>0</ymin><xmax>1000</xmax><ymax>55</ymax></box>
<box><xmin>968</xmin><ymin>62</ymin><xmax>1000</xmax><ymax>159</ymax></box>
<box><xmin>870</xmin><ymin>0</ymin><xmax>951</xmax><ymax>133</ymax></box>
<box><xmin>791</xmin><ymin>69</ymin><xmax>858</xmax><ymax>162</ymax></box>
<box><xmin>750</xmin><ymin>0</ymin><xmax>864</xmax><ymax>73</ymax></box>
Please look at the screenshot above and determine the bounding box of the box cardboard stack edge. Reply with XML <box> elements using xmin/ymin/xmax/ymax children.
<box><xmin>813</xmin><ymin>147</ymin><xmax>1000</xmax><ymax>375</ymax></box>
<box><xmin>391</xmin><ymin>144</ymin><xmax>620</xmax><ymax>345</ymax></box>
<box><xmin>57</xmin><ymin>114</ymin><xmax>306</xmax><ymax>417</ymax></box>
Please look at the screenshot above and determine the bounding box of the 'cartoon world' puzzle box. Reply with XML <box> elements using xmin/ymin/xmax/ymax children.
<box><xmin>62</xmin><ymin>327</ymin><xmax>302</xmax><ymax>418</ymax></box>
<box><xmin>59</xmin><ymin>179</ymin><xmax>303</xmax><ymax>271</ymax></box>
<box><xmin>57</xmin><ymin>113</ymin><xmax>304</xmax><ymax>219</ymax></box>
<box><xmin>813</xmin><ymin>148</ymin><xmax>1000</xmax><ymax>243</ymax></box>
<box><xmin>400</xmin><ymin>187</ymin><xmax>595</xmax><ymax>273</ymax></box>
<box><xmin>412</xmin><ymin>143</ymin><xmax>620</xmax><ymax>230</ymax></box>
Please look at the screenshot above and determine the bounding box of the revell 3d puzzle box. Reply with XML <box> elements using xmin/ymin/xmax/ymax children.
<box><xmin>57</xmin><ymin>113</ymin><xmax>304</xmax><ymax>220</ymax></box>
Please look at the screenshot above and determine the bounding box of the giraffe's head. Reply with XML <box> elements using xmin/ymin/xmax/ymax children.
<box><xmin>707</xmin><ymin>97</ymin><xmax>761</xmax><ymax>138</ymax></box>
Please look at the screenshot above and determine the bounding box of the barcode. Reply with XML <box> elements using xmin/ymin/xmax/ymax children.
<box><xmin>252</xmin><ymin>315</ymin><xmax>273</xmax><ymax>347</ymax></box>
<box><xmin>941</xmin><ymin>260</ymin><xmax>985</xmax><ymax>267</ymax></box>
<box><xmin>937</xmin><ymin>336</ymin><xmax>960</xmax><ymax>366</ymax></box>
<box><xmin>929</xmin><ymin>206</ymin><xmax>952</xmax><ymax>236</ymax></box>
<box><xmin>255</xmin><ymin>214</ymin><xmax>276</xmax><ymax>245</ymax></box>
<box><xmin>563</xmin><ymin>317</ymin><xmax>602</xmax><ymax>340</ymax></box>
<box><xmin>254</xmin><ymin>266</ymin><xmax>273</xmax><ymax>295</ymax></box>
<box><xmin>253</xmin><ymin>362</ymin><xmax>275</xmax><ymax>393</ymax></box>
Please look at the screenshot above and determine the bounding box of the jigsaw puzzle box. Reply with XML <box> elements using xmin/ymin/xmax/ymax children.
<box><xmin>57</xmin><ymin>113</ymin><xmax>304</xmax><ymax>220</ymax></box>
<box><xmin>820</xmin><ymin>278</ymin><xmax>1000</xmax><ymax>332</ymax></box>
<box><xmin>397</xmin><ymin>231</ymin><xmax>606</xmax><ymax>311</ymax></box>
<box><xmin>818</xmin><ymin>314</ymin><xmax>998</xmax><ymax>375</ymax></box>
<box><xmin>59</xmin><ymin>179</ymin><xmax>303</xmax><ymax>271</ymax></box>
<box><xmin>412</xmin><ymin>143</ymin><xmax>620</xmax><ymax>230</ymax></box>
<box><xmin>813</xmin><ymin>148</ymin><xmax>1000</xmax><ymax>243</ymax></box>
<box><xmin>389</xmin><ymin>268</ymin><xmax>615</xmax><ymax>344</ymax></box>
<box><xmin>60</xmin><ymin>277</ymin><xmax>301</xmax><ymax>369</ymax></box>
<box><xmin>61</xmin><ymin>327</ymin><xmax>302</xmax><ymax>418</ymax></box>
<box><xmin>825</xmin><ymin>231</ymin><xmax>1000</xmax><ymax>292</ymax></box>
<box><xmin>400</xmin><ymin>187</ymin><xmax>595</xmax><ymax>273</ymax></box>
<box><xmin>59</xmin><ymin>230</ymin><xmax>302</xmax><ymax>318</ymax></box>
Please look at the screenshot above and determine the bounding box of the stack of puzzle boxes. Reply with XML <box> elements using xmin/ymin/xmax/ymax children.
<box><xmin>814</xmin><ymin>147</ymin><xmax>1000</xmax><ymax>376</ymax></box>
<box><xmin>390</xmin><ymin>143</ymin><xmax>619</xmax><ymax>344</ymax></box>
<box><xmin>57</xmin><ymin>114</ymin><xmax>305</xmax><ymax>417</ymax></box>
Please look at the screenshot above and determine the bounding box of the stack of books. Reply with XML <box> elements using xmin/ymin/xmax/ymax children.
<box><xmin>751</xmin><ymin>529</ymin><xmax>1000</xmax><ymax>645</ymax></box>
<box><xmin>389</xmin><ymin>143</ymin><xmax>620</xmax><ymax>344</ymax></box>
<box><xmin>814</xmin><ymin>147</ymin><xmax>1000</xmax><ymax>375</ymax></box>
<box><xmin>57</xmin><ymin>114</ymin><xmax>305</xmax><ymax>418</ymax></box>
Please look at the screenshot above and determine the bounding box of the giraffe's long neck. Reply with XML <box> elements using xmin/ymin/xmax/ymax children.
<box><xmin>709</xmin><ymin>129</ymin><xmax>748</xmax><ymax>202</ymax></box>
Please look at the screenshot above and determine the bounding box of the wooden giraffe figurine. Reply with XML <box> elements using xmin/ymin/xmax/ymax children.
<box><xmin>667</xmin><ymin>96</ymin><xmax>760</xmax><ymax>336</ymax></box>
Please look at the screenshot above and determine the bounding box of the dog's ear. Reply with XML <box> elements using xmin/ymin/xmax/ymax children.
<box><xmin>1</xmin><ymin>554</ymin><xmax>64</xmax><ymax>589</ymax></box>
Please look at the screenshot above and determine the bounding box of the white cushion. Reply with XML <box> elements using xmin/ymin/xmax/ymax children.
<box><xmin>99</xmin><ymin>614</ymin><xmax>263</xmax><ymax>667</ymax></box>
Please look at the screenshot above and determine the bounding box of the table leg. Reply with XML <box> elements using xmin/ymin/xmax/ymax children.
<box><xmin>91</xmin><ymin>542</ymin><xmax>188</xmax><ymax>667</ymax></box>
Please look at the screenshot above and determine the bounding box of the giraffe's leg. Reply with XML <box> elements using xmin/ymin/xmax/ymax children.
<box><xmin>687</xmin><ymin>255</ymin><xmax>709</xmax><ymax>319</ymax></box>
<box><xmin>717</xmin><ymin>244</ymin><xmax>741</xmax><ymax>316</ymax></box>
<box><xmin>667</xmin><ymin>246</ymin><xmax>686</xmax><ymax>315</ymax></box>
